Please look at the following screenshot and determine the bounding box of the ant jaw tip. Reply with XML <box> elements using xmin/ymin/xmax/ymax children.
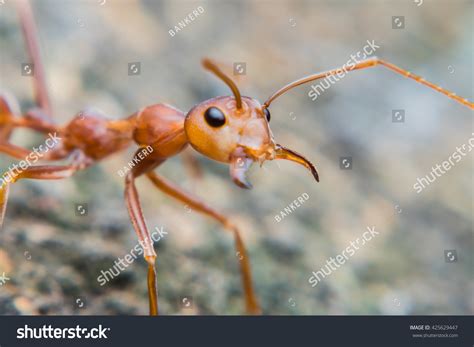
<box><xmin>311</xmin><ymin>168</ymin><xmax>320</xmax><ymax>183</ymax></box>
<box><xmin>232</xmin><ymin>175</ymin><xmax>253</xmax><ymax>189</ymax></box>
<box><xmin>274</xmin><ymin>144</ymin><xmax>320</xmax><ymax>183</ymax></box>
<box><xmin>236</xmin><ymin>180</ymin><xmax>253</xmax><ymax>189</ymax></box>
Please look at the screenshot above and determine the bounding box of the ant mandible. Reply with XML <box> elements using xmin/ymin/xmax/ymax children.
<box><xmin>0</xmin><ymin>0</ymin><xmax>472</xmax><ymax>316</ymax></box>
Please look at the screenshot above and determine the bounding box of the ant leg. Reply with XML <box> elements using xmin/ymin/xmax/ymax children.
<box><xmin>0</xmin><ymin>95</ymin><xmax>61</xmax><ymax>160</ymax></box>
<box><xmin>146</xmin><ymin>171</ymin><xmax>261</xmax><ymax>315</ymax></box>
<box><xmin>15</xmin><ymin>0</ymin><xmax>52</xmax><ymax>118</ymax></box>
<box><xmin>15</xmin><ymin>108</ymin><xmax>58</xmax><ymax>133</ymax></box>
<box><xmin>0</xmin><ymin>155</ymin><xmax>89</xmax><ymax>227</ymax></box>
<box><xmin>0</xmin><ymin>142</ymin><xmax>31</xmax><ymax>160</ymax></box>
<box><xmin>0</xmin><ymin>93</ymin><xmax>64</xmax><ymax>162</ymax></box>
<box><xmin>124</xmin><ymin>156</ymin><xmax>163</xmax><ymax>316</ymax></box>
<box><xmin>0</xmin><ymin>141</ymin><xmax>68</xmax><ymax>161</ymax></box>
<box><xmin>0</xmin><ymin>93</ymin><xmax>21</xmax><ymax>141</ymax></box>
<box><xmin>264</xmin><ymin>57</ymin><xmax>474</xmax><ymax>109</ymax></box>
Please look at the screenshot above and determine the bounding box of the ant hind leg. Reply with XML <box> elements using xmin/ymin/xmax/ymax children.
<box><xmin>0</xmin><ymin>93</ymin><xmax>20</xmax><ymax>142</ymax></box>
<box><xmin>0</xmin><ymin>154</ymin><xmax>89</xmax><ymax>227</ymax></box>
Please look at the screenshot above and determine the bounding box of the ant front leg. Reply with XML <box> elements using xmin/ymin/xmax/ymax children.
<box><xmin>146</xmin><ymin>171</ymin><xmax>261</xmax><ymax>315</ymax></box>
<box><xmin>123</xmin><ymin>153</ymin><xmax>163</xmax><ymax>316</ymax></box>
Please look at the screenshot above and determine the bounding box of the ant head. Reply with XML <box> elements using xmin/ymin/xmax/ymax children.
<box><xmin>185</xmin><ymin>95</ymin><xmax>273</xmax><ymax>172</ymax></box>
<box><xmin>184</xmin><ymin>59</ymin><xmax>319</xmax><ymax>189</ymax></box>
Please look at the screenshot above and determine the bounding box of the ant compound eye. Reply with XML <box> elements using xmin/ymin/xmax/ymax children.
<box><xmin>204</xmin><ymin>107</ymin><xmax>226</xmax><ymax>127</ymax></box>
<box><xmin>263</xmin><ymin>108</ymin><xmax>271</xmax><ymax>122</ymax></box>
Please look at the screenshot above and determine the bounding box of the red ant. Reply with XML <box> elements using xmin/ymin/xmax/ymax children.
<box><xmin>1</xmin><ymin>1</ymin><xmax>472</xmax><ymax>315</ymax></box>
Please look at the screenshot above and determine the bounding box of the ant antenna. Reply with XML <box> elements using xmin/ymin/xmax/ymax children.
<box><xmin>263</xmin><ymin>58</ymin><xmax>474</xmax><ymax>109</ymax></box>
<box><xmin>202</xmin><ymin>58</ymin><xmax>243</xmax><ymax>110</ymax></box>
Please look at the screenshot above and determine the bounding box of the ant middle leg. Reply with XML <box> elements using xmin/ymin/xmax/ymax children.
<box><xmin>146</xmin><ymin>171</ymin><xmax>261</xmax><ymax>315</ymax></box>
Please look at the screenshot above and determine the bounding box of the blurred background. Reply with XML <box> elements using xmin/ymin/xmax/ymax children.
<box><xmin>0</xmin><ymin>0</ymin><xmax>472</xmax><ymax>315</ymax></box>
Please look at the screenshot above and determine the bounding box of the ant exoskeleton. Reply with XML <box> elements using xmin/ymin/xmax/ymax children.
<box><xmin>1</xmin><ymin>1</ymin><xmax>472</xmax><ymax>316</ymax></box>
